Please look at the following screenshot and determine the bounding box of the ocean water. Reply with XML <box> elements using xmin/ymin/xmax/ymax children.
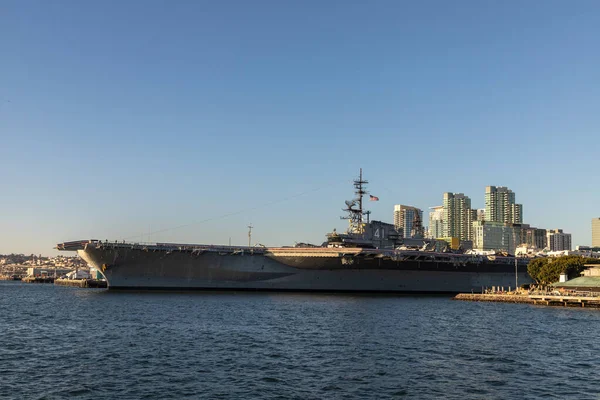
<box><xmin>1</xmin><ymin>281</ymin><xmax>599</xmax><ymax>400</ymax></box>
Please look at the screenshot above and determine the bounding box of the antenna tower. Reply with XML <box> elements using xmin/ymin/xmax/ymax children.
<box><xmin>341</xmin><ymin>168</ymin><xmax>370</xmax><ymax>233</ymax></box>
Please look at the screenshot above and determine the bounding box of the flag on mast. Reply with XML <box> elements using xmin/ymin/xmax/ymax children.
<box><xmin>369</xmin><ymin>195</ymin><xmax>379</xmax><ymax>201</ymax></box>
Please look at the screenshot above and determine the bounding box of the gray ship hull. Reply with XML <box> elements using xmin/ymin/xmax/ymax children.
<box><xmin>74</xmin><ymin>242</ymin><xmax>532</xmax><ymax>293</ymax></box>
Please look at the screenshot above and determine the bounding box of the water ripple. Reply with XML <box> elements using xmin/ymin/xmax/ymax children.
<box><xmin>2</xmin><ymin>282</ymin><xmax>600</xmax><ymax>399</ymax></box>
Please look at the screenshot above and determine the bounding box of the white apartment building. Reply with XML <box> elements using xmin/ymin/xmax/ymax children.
<box><xmin>428</xmin><ymin>206</ymin><xmax>444</xmax><ymax>239</ymax></box>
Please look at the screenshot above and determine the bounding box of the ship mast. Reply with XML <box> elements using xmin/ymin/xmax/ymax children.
<box><xmin>247</xmin><ymin>224</ymin><xmax>253</xmax><ymax>247</ymax></box>
<box><xmin>341</xmin><ymin>168</ymin><xmax>370</xmax><ymax>234</ymax></box>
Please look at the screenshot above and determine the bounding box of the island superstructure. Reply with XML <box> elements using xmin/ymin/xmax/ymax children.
<box><xmin>57</xmin><ymin>170</ymin><xmax>532</xmax><ymax>292</ymax></box>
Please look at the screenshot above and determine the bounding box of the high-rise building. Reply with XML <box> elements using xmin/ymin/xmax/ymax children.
<box><xmin>593</xmin><ymin>218</ymin><xmax>600</xmax><ymax>247</ymax></box>
<box><xmin>523</xmin><ymin>226</ymin><xmax>547</xmax><ymax>250</ymax></box>
<box><xmin>472</xmin><ymin>221</ymin><xmax>520</xmax><ymax>255</ymax></box>
<box><xmin>485</xmin><ymin>186</ymin><xmax>523</xmax><ymax>224</ymax></box>
<box><xmin>394</xmin><ymin>205</ymin><xmax>424</xmax><ymax>239</ymax></box>
<box><xmin>428</xmin><ymin>206</ymin><xmax>444</xmax><ymax>239</ymax></box>
<box><xmin>546</xmin><ymin>229</ymin><xmax>572</xmax><ymax>251</ymax></box>
<box><xmin>442</xmin><ymin>193</ymin><xmax>474</xmax><ymax>241</ymax></box>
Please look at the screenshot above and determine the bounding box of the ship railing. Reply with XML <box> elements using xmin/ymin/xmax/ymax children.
<box><xmin>91</xmin><ymin>240</ymin><xmax>268</xmax><ymax>254</ymax></box>
<box><xmin>56</xmin><ymin>240</ymin><xmax>99</xmax><ymax>251</ymax></box>
<box><xmin>381</xmin><ymin>249</ymin><xmax>527</xmax><ymax>265</ymax></box>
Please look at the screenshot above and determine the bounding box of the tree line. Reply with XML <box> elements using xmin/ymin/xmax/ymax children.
<box><xmin>527</xmin><ymin>255</ymin><xmax>600</xmax><ymax>286</ymax></box>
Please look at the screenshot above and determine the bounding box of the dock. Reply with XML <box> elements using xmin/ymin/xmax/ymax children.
<box><xmin>22</xmin><ymin>276</ymin><xmax>55</xmax><ymax>284</ymax></box>
<box><xmin>54</xmin><ymin>278</ymin><xmax>107</xmax><ymax>288</ymax></box>
<box><xmin>454</xmin><ymin>292</ymin><xmax>600</xmax><ymax>308</ymax></box>
<box><xmin>0</xmin><ymin>275</ymin><xmax>22</xmax><ymax>281</ymax></box>
<box><xmin>529</xmin><ymin>294</ymin><xmax>600</xmax><ymax>308</ymax></box>
<box><xmin>453</xmin><ymin>293</ymin><xmax>534</xmax><ymax>304</ymax></box>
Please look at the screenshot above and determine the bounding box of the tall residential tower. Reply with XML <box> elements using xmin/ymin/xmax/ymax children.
<box><xmin>428</xmin><ymin>206</ymin><xmax>444</xmax><ymax>239</ymax></box>
<box><xmin>593</xmin><ymin>218</ymin><xmax>600</xmax><ymax>247</ymax></box>
<box><xmin>442</xmin><ymin>193</ymin><xmax>473</xmax><ymax>241</ymax></box>
<box><xmin>485</xmin><ymin>186</ymin><xmax>522</xmax><ymax>224</ymax></box>
<box><xmin>547</xmin><ymin>229</ymin><xmax>572</xmax><ymax>251</ymax></box>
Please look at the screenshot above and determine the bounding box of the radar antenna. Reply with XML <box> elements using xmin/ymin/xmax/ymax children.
<box><xmin>341</xmin><ymin>168</ymin><xmax>370</xmax><ymax>233</ymax></box>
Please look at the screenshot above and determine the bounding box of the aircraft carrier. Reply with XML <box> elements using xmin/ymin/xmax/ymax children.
<box><xmin>56</xmin><ymin>170</ymin><xmax>532</xmax><ymax>292</ymax></box>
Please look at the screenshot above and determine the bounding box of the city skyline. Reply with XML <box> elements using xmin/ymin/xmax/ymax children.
<box><xmin>2</xmin><ymin>1</ymin><xmax>599</xmax><ymax>255</ymax></box>
<box><xmin>1</xmin><ymin>178</ymin><xmax>594</xmax><ymax>256</ymax></box>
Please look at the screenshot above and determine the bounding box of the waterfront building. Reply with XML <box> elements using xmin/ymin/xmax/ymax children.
<box><xmin>428</xmin><ymin>206</ymin><xmax>444</xmax><ymax>239</ymax></box>
<box><xmin>593</xmin><ymin>218</ymin><xmax>600</xmax><ymax>247</ymax></box>
<box><xmin>472</xmin><ymin>221</ymin><xmax>520</xmax><ymax>255</ymax></box>
<box><xmin>26</xmin><ymin>267</ymin><xmax>72</xmax><ymax>277</ymax></box>
<box><xmin>393</xmin><ymin>205</ymin><xmax>424</xmax><ymax>239</ymax></box>
<box><xmin>547</xmin><ymin>229</ymin><xmax>572</xmax><ymax>251</ymax></box>
<box><xmin>442</xmin><ymin>193</ymin><xmax>474</xmax><ymax>241</ymax></box>
<box><xmin>484</xmin><ymin>186</ymin><xmax>523</xmax><ymax>224</ymax></box>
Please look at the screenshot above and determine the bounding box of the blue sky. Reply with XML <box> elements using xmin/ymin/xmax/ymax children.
<box><xmin>1</xmin><ymin>0</ymin><xmax>598</xmax><ymax>255</ymax></box>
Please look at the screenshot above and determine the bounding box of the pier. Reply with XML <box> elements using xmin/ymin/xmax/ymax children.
<box><xmin>454</xmin><ymin>293</ymin><xmax>533</xmax><ymax>304</ymax></box>
<box><xmin>22</xmin><ymin>276</ymin><xmax>55</xmax><ymax>284</ymax></box>
<box><xmin>454</xmin><ymin>292</ymin><xmax>600</xmax><ymax>308</ymax></box>
<box><xmin>529</xmin><ymin>294</ymin><xmax>600</xmax><ymax>308</ymax></box>
<box><xmin>0</xmin><ymin>275</ymin><xmax>22</xmax><ymax>281</ymax></box>
<box><xmin>54</xmin><ymin>278</ymin><xmax>107</xmax><ymax>288</ymax></box>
